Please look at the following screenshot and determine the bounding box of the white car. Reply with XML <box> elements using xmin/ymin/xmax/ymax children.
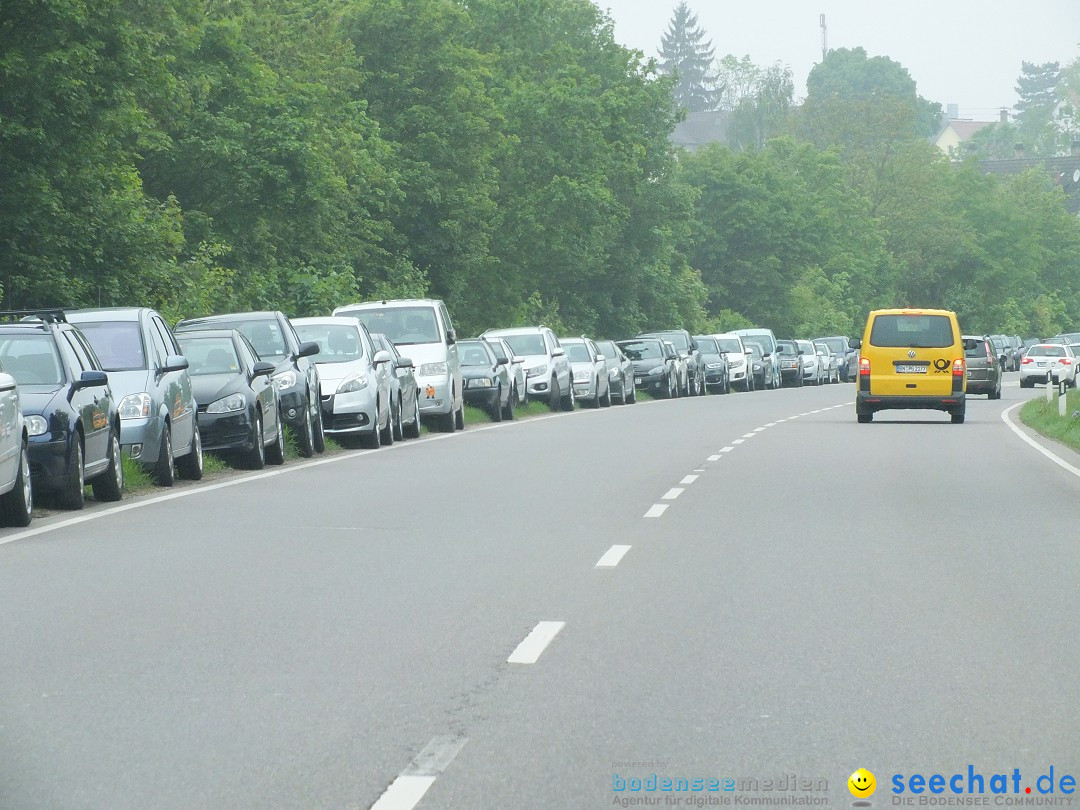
<box><xmin>813</xmin><ymin>340</ymin><xmax>841</xmax><ymax>384</ymax></box>
<box><xmin>482</xmin><ymin>336</ymin><xmax>526</xmax><ymax>406</ymax></box>
<box><xmin>1019</xmin><ymin>344</ymin><xmax>1078</xmax><ymax>388</ymax></box>
<box><xmin>561</xmin><ymin>337</ymin><xmax>611</xmax><ymax>408</ymax></box>
<box><xmin>712</xmin><ymin>333</ymin><xmax>751</xmax><ymax>391</ymax></box>
<box><xmin>796</xmin><ymin>339</ymin><xmax>824</xmax><ymax>385</ymax></box>
<box><xmin>482</xmin><ymin>326</ymin><xmax>574</xmax><ymax>410</ymax></box>
<box><xmin>292</xmin><ymin>317</ymin><xmax>395</xmax><ymax>448</ymax></box>
<box><xmin>0</xmin><ymin>369</ymin><xmax>31</xmax><ymax>526</ymax></box>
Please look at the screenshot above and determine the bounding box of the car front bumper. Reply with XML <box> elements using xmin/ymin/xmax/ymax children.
<box><xmin>463</xmin><ymin>385</ymin><xmax>500</xmax><ymax>408</ymax></box>
<box><xmin>28</xmin><ymin>435</ymin><xmax>74</xmax><ymax>493</ymax></box>
<box><xmin>320</xmin><ymin>387</ymin><xmax>377</xmax><ymax>435</ymax></box>
<box><xmin>197</xmin><ymin>410</ymin><xmax>258</xmax><ymax>452</ymax></box>
<box><xmin>119</xmin><ymin>416</ymin><xmax>164</xmax><ymax>464</ymax></box>
<box><xmin>416</xmin><ymin>374</ymin><xmax>454</xmax><ymax>417</ymax></box>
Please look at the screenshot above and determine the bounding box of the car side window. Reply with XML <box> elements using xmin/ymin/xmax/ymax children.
<box><xmin>147</xmin><ymin>320</ymin><xmax>170</xmax><ymax>368</ymax></box>
<box><xmin>68</xmin><ymin>330</ymin><xmax>103</xmax><ymax>371</ymax></box>
<box><xmin>57</xmin><ymin>332</ymin><xmax>86</xmax><ymax>374</ymax></box>
<box><xmin>152</xmin><ymin>317</ymin><xmax>181</xmax><ymax>356</ymax></box>
<box><xmin>282</xmin><ymin>317</ymin><xmax>301</xmax><ymax>355</ymax></box>
<box><xmin>236</xmin><ymin>336</ymin><xmax>257</xmax><ymax>369</ymax></box>
<box><xmin>439</xmin><ymin>303</ymin><xmax>453</xmax><ymax>337</ymax></box>
<box><xmin>546</xmin><ymin>331</ymin><xmax>557</xmax><ymax>354</ymax></box>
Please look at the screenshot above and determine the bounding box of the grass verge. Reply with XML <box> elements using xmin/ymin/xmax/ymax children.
<box><xmin>1019</xmin><ymin>388</ymin><xmax>1080</xmax><ymax>454</ymax></box>
<box><xmin>121</xmin><ymin>457</ymin><xmax>155</xmax><ymax>494</ymax></box>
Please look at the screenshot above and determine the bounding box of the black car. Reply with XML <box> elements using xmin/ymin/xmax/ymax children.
<box><xmin>175</xmin><ymin>329</ymin><xmax>285</xmax><ymax>469</ymax></box>
<box><xmin>0</xmin><ymin>311</ymin><xmax>124</xmax><ymax>509</ymax></box>
<box><xmin>617</xmin><ymin>338</ymin><xmax>679</xmax><ymax>399</ymax></box>
<box><xmin>747</xmin><ymin>343</ymin><xmax>768</xmax><ymax>390</ymax></box>
<box><xmin>693</xmin><ymin>336</ymin><xmax>730</xmax><ymax>394</ymax></box>
<box><xmin>176</xmin><ymin>311</ymin><xmax>323</xmax><ymax>457</ymax></box>
<box><xmin>637</xmin><ymin>329</ymin><xmax>706</xmax><ymax>396</ymax></box>
<box><xmin>459</xmin><ymin>339</ymin><xmax>514</xmax><ymax>421</ymax></box>
<box><xmin>775</xmin><ymin>339</ymin><xmax>803</xmax><ymax>387</ymax></box>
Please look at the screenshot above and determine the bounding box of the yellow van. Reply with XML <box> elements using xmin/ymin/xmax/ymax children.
<box><xmin>850</xmin><ymin>308</ymin><xmax>974</xmax><ymax>424</ymax></box>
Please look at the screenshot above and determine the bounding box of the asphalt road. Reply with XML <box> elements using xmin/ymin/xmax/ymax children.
<box><xmin>2</xmin><ymin>375</ymin><xmax>1078</xmax><ymax>810</ymax></box>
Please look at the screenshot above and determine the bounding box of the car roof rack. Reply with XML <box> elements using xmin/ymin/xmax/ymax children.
<box><xmin>0</xmin><ymin>309</ymin><xmax>67</xmax><ymax>324</ymax></box>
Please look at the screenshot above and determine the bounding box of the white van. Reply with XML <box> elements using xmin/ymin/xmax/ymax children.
<box><xmin>332</xmin><ymin>299</ymin><xmax>465</xmax><ymax>432</ymax></box>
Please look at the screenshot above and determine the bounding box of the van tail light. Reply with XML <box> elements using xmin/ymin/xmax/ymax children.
<box><xmin>952</xmin><ymin>358</ymin><xmax>965</xmax><ymax>376</ymax></box>
<box><xmin>858</xmin><ymin>357</ymin><xmax>870</xmax><ymax>392</ymax></box>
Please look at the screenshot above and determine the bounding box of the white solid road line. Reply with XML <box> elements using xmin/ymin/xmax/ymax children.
<box><xmin>662</xmin><ymin>488</ymin><xmax>684</xmax><ymax>500</ymax></box>
<box><xmin>1001</xmin><ymin>402</ymin><xmax>1080</xmax><ymax>479</ymax></box>
<box><xmin>644</xmin><ymin>504</ymin><xmax>669</xmax><ymax>518</ymax></box>
<box><xmin>680</xmin><ymin>474</ymin><xmax>699</xmax><ymax>484</ymax></box>
<box><xmin>370</xmin><ymin>735</ymin><xmax>468</xmax><ymax>810</ymax></box>
<box><xmin>508</xmin><ymin>621</ymin><xmax>565</xmax><ymax>664</ymax></box>
<box><xmin>595</xmin><ymin>545</ymin><xmax>632</xmax><ymax>568</ymax></box>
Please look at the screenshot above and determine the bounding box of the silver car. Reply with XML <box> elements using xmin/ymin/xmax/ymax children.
<box><xmin>292</xmin><ymin>317</ymin><xmax>394</xmax><ymax>448</ymax></box>
<box><xmin>370</xmin><ymin>333</ymin><xmax>422</xmax><ymax>440</ymax></box>
<box><xmin>0</xmin><ymin>367</ymin><xmax>32</xmax><ymax>526</ymax></box>
<box><xmin>594</xmin><ymin>339</ymin><xmax>636</xmax><ymax>404</ymax></box>
<box><xmin>482</xmin><ymin>326</ymin><xmax>574</xmax><ymax>411</ymax></box>
<box><xmin>67</xmin><ymin>307</ymin><xmax>202</xmax><ymax>486</ymax></box>
<box><xmin>796</xmin><ymin>339</ymin><xmax>824</xmax><ymax>385</ymax></box>
<box><xmin>482</xmin><ymin>336</ymin><xmax>526</xmax><ymax>407</ymax></box>
<box><xmin>561</xmin><ymin>337</ymin><xmax>611</xmax><ymax>407</ymax></box>
<box><xmin>813</xmin><ymin>340</ymin><xmax>841</xmax><ymax>384</ymax></box>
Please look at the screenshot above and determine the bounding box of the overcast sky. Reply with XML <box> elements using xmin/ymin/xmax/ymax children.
<box><xmin>595</xmin><ymin>0</ymin><xmax>1079</xmax><ymax>120</ymax></box>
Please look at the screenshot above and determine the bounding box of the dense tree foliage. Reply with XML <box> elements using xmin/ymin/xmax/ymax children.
<box><xmin>1</xmin><ymin>1</ymin><xmax>1077</xmax><ymax>341</ymax></box>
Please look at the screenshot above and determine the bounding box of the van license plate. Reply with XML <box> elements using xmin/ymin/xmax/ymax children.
<box><xmin>895</xmin><ymin>364</ymin><xmax>928</xmax><ymax>374</ymax></box>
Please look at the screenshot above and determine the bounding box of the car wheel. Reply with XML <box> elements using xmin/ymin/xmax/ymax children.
<box><xmin>266</xmin><ymin>414</ymin><xmax>285</xmax><ymax>465</ymax></box>
<box><xmin>455</xmin><ymin>401</ymin><xmax>465</xmax><ymax>430</ymax></box>
<box><xmin>392</xmin><ymin>396</ymin><xmax>404</xmax><ymax>441</ymax></box>
<box><xmin>601</xmin><ymin>381</ymin><xmax>612</xmax><ymax>407</ymax></box>
<box><xmin>490</xmin><ymin>385</ymin><xmax>504</xmax><ymax>422</ymax></box>
<box><xmin>502</xmin><ymin>388</ymin><xmax>515</xmax><ymax>420</ymax></box>
<box><xmin>312</xmin><ymin>399</ymin><xmax>326</xmax><ymax>453</ymax></box>
<box><xmin>380</xmin><ymin>400</ymin><xmax>395</xmax><ymax>445</ymax></box>
<box><xmin>363</xmin><ymin>403</ymin><xmax>384</xmax><ymax>446</ymax></box>
<box><xmin>1</xmin><ymin>439</ymin><xmax>32</xmax><ymax>527</ymax></box>
<box><xmin>561</xmin><ymin>379</ymin><xmax>575</xmax><ymax>411</ymax></box>
<box><xmin>176</xmin><ymin>427</ymin><xmax>204</xmax><ymax>480</ymax></box>
<box><xmin>405</xmin><ymin>395</ymin><xmax>422</xmax><ymax>438</ymax></box>
<box><xmin>92</xmin><ymin>427</ymin><xmax>124</xmax><ymax>502</ymax></box>
<box><xmin>57</xmin><ymin>437</ymin><xmax>85</xmax><ymax>510</ymax></box>
<box><xmin>297</xmin><ymin>401</ymin><xmax>316</xmax><ymax>457</ymax></box>
<box><xmin>245</xmin><ymin>411</ymin><xmax>266</xmax><ymax>469</ymax></box>
<box><xmin>627</xmin><ymin>380</ymin><xmax>636</xmax><ymax>403</ymax></box>
<box><xmin>153</xmin><ymin>424</ymin><xmax>175</xmax><ymax>487</ymax></box>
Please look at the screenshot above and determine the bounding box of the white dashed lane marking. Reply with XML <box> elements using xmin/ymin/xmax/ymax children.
<box><xmin>741</xmin><ymin>432</ymin><xmax>756</xmax><ymax>438</ymax></box>
<box><xmin>719</xmin><ymin>446</ymin><xmax>734</xmax><ymax>453</ymax></box>
<box><xmin>706</xmin><ymin>455</ymin><xmax>721</xmax><ymax>462</ymax></box>
<box><xmin>370</xmin><ymin>736</ymin><xmax>468</xmax><ymax>810</ymax></box>
<box><xmin>662</xmin><ymin>488</ymin><xmax>684</xmax><ymax>500</ymax></box>
<box><xmin>732</xmin><ymin>439</ymin><xmax>744</xmax><ymax>445</ymax></box>
<box><xmin>680</xmin><ymin>475</ymin><xmax>699</xmax><ymax>484</ymax></box>
<box><xmin>508</xmin><ymin>621</ymin><xmax>566</xmax><ymax>664</ymax></box>
<box><xmin>644</xmin><ymin>504</ymin><xmax>669</xmax><ymax>518</ymax></box>
<box><xmin>595</xmin><ymin>545</ymin><xmax>632</xmax><ymax>568</ymax></box>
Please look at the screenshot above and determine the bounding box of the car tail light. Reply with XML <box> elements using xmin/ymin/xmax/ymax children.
<box><xmin>1061</xmin><ymin>359</ymin><xmax>1073</xmax><ymax>366</ymax></box>
<box><xmin>984</xmin><ymin>341</ymin><xmax>994</xmax><ymax>364</ymax></box>
<box><xmin>1021</xmin><ymin>357</ymin><xmax>1033</xmax><ymax>365</ymax></box>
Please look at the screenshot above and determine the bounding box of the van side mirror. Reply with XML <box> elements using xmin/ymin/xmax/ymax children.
<box><xmin>849</xmin><ymin>338</ymin><xmax>862</xmax><ymax>349</ymax></box>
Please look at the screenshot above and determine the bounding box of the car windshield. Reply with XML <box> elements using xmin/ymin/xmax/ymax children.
<box><xmin>644</xmin><ymin>332</ymin><xmax>688</xmax><ymax>351</ymax></box>
<box><xmin>963</xmin><ymin>338</ymin><xmax>987</xmax><ymax>359</ymax></box>
<box><xmin>820</xmin><ymin>337</ymin><xmax>846</xmax><ymax>354</ymax></box>
<box><xmin>694</xmin><ymin>337</ymin><xmax>719</xmax><ymax>354</ymax></box>
<box><xmin>499</xmin><ymin>334</ymin><xmax>546</xmax><ymax>356</ymax></box>
<box><xmin>595</xmin><ymin>341</ymin><xmax>617</xmax><ymax>359</ymax></box>
<box><xmin>748</xmin><ymin>344</ymin><xmax>763</xmax><ymax>358</ymax></box>
<box><xmin>206</xmin><ymin>319</ymin><xmax>288</xmax><ymax>359</ymax></box>
<box><xmin>74</xmin><ymin>321</ymin><xmax>147</xmax><ymax>371</ymax></box>
<box><xmin>0</xmin><ymin>334</ymin><xmax>65</xmax><ymax>385</ymax></box>
<box><xmin>776</xmin><ymin>342</ymin><xmax>798</xmax><ymax>355</ymax></box>
<box><xmin>741</xmin><ymin>335</ymin><xmax>769</xmax><ymax>353</ymax></box>
<box><xmin>294</xmin><ymin>323</ymin><xmax>363</xmax><ymax>364</ymax></box>
<box><xmin>813</xmin><ymin>343</ymin><xmax>830</xmax><ymax>355</ymax></box>
<box><xmin>618</xmin><ymin>341</ymin><xmax>661</xmax><ymax>361</ymax></box>
<box><xmin>564</xmin><ymin>343</ymin><xmax>592</xmax><ymax>362</ymax></box>
<box><xmin>485</xmin><ymin>340</ymin><xmax>508</xmax><ymax>362</ymax></box>
<box><xmin>343</xmin><ymin>307</ymin><xmax>440</xmax><ymax>346</ymax></box>
<box><xmin>177</xmin><ymin>336</ymin><xmax>241</xmax><ymax>375</ymax></box>
<box><xmin>459</xmin><ymin>341</ymin><xmax>493</xmax><ymax>366</ymax></box>
<box><xmin>797</xmin><ymin>341</ymin><xmax>814</xmax><ymax>354</ymax></box>
<box><xmin>1029</xmin><ymin>346</ymin><xmax>1066</xmax><ymax>357</ymax></box>
<box><xmin>715</xmin><ymin>338</ymin><xmax>742</xmax><ymax>353</ymax></box>
<box><xmin>869</xmin><ymin>315</ymin><xmax>954</xmax><ymax>348</ymax></box>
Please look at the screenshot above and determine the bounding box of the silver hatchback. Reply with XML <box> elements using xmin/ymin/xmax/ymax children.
<box><xmin>66</xmin><ymin>307</ymin><xmax>202</xmax><ymax>485</ymax></box>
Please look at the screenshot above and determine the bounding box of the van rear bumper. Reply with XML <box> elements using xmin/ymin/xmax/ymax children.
<box><xmin>856</xmin><ymin>392</ymin><xmax>965</xmax><ymax>413</ymax></box>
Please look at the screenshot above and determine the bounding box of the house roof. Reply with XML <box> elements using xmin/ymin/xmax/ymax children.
<box><xmin>670</xmin><ymin>111</ymin><xmax>731</xmax><ymax>151</ymax></box>
<box><xmin>946</xmin><ymin>120</ymin><xmax>995</xmax><ymax>140</ymax></box>
<box><xmin>980</xmin><ymin>156</ymin><xmax>1080</xmax><ymax>214</ymax></box>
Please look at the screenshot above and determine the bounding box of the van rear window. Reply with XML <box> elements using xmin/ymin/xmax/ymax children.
<box><xmin>869</xmin><ymin>315</ymin><xmax>954</xmax><ymax>349</ymax></box>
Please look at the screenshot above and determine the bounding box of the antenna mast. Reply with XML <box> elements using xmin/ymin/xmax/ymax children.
<box><xmin>819</xmin><ymin>14</ymin><xmax>827</xmax><ymax>62</ymax></box>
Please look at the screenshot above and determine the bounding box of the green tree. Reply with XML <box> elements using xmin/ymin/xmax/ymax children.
<box><xmin>726</xmin><ymin>63</ymin><xmax>794</xmax><ymax>151</ymax></box>
<box><xmin>658</xmin><ymin>2</ymin><xmax>718</xmax><ymax>113</ymax></box>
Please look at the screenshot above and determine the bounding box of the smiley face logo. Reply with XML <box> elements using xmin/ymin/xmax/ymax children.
<box><xmin>848</xmin><ymin>768</ymin><xmax>876</xmax><ymax>798</ymax></box>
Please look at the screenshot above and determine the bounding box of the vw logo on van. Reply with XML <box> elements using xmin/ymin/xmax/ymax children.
<box><xmin>907</xmin><ymin>350</ymin><xmax>916</xmax><ymax>358</ymax></box>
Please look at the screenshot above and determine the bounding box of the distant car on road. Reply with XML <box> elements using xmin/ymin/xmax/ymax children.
<box><xmin>962</xmin><ymin>335</ymin><xmax>1002</xmax><ymax>399</ymax></box>
<box><xmin>775</xmin><ymin>340</ymin><xmax>802</xmax><ymax>387</ymax></box>
<box><xmin>1020</xmin><ymin>344</ymin><xmax>1077</xmax><ymax>388</ymax></box>
<box><xmin>712</xmin><ymin>333</ymin><xmax>752</xmax><ymax>391</ymax></box>
<box><xmin>637</xmin><ymin>330</ymin><xmax>704</xmax><ymax>396</ymax></box>
<box><xmin>617</xmin><ymin>338</ymin><xmax>679</xmax><ymax>399</ymax></box>
<box><xmin>814</xmin><ymin>336</ymin><xmax>854</xmax><ymax>381</ymax></box>
<box><xmin>370</xmin><ymin>333</ymin><xmax>422</xmax><ymax>441</ymax></box>
<box><xmin>482</xmin><ymin>326</ymin><xmax>573</xmax><ymax>411</ymax></box>
<box><xmin>562</xmin><ymin>337</ymin><xmax>611</xmax><ymax>408</ymax></box>
<box><xmin>692</xmin><ymin>335</ymin><xmax>730</xmax><ymax>394</ymax></box>
<box><xmin>594</xmin><ymin>340</ymin><xmax>636</xmax><ymax>404</ymax></box>
<box><xmin>459</xmin><ymin>339</ymin><xmax>514</xmax><ymax>421</ymax></box>
<box><xmin>796</xmin><ymin>339</ymin><xmax>824</xmax><ymax>385</ymax></box>
<box><xmin>813</xmin><ymin>340</ymin><xmax>841</xmax><ymax>384</ymax></box>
